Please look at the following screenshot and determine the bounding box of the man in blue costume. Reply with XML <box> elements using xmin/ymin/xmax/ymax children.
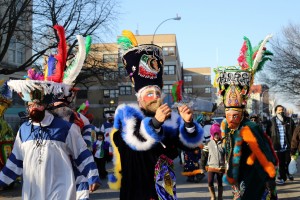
<box><xmin>108</xmin><ymin>30</ymin><xmax>204</xmax><ymax>200</ymax></box>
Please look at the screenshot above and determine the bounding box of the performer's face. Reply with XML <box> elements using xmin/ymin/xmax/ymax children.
<box><xmin>27</xmin><ymin>101</ymin><xmax>46</xmax><ymax>122</ymax></box>
<box><xmin>138</xmin><ymin>86</ymin><xmax>163</xmax><ymax>114</ymax></box>
<box><xmin>225</xmin><ymin>109</ymin><xmax>243</xmax><ymax>129</ymax></box>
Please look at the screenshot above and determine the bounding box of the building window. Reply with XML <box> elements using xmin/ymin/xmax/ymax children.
<box><xmin>162</xmin><ymin>84</ymin><xmax>172</xmax><ymax>94</ymax></box>
<box><xmin>162</xmin><ymin>46</ymin><xmax>175</xmax><ymax>56</ymax></box>
<box><xmin>104</xmin><ymin>71</ymin><xmax>119</xmax><ymax>80</ymax></box>
<box><xmin>205</xmin><ymin>75</ymin><xmax>210</xmax><ymax>82</ymax></box>
<box><xmin>104</xmin><ymin>89</ymin><xmax>119</xmax><ymax>98</ymax></box>
<box><xmin>118</xmin><ymin>67</ymin><xmax>127</xmax><ymax>77</ymax></box>
<box><xmin>164</xmin><ymin>65</ymin><xmax>175</xmax><ymax>75</ymax></box>
<box><xmin>103</xmin><ymin>54</ymin><xmax>118</xmax><ymax>63</ymax></box>
<box><xmin>77</xmin><ymin>90</ymin><xmax>88</xmax><ymax>99</ymax></box>
<box><xmin>119</xmin><ymin>86</ymin><xmax>132</xmax><ymax>95</ymax></box>
<box><xmin>8</xmin><ymin>37</ymin><xmax>25</xmax><ymax>64</ymax></box>
<box><xmin>184</xmin><ymin>75</ymin><xmax>192</xmax><ymax>82</ymax></box>
<box><xmin>184</xmin><ymin>87</ymin><xmax>193</xmax><ymax>94</ymax></box>
<box><xmin>205</xmin><ymin>87</ymin><xmax>211</xmax><ymax>93</ymax></box>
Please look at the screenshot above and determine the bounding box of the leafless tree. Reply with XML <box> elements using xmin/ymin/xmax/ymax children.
<box><xmin>258</xmin><ymin>23</ymin><xmax>300</xmax><ymax>107</ymax></box>
<box><xmin>0</xmin><ymin>0</ymin><xmax>32</xmax><ymax>65</ymax></box>
<box><xmin>0</xmin><ymin>0</ymin><xmax>119</xmax><ymax>75</ymax></box>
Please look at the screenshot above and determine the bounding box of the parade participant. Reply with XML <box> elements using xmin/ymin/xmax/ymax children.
<box><xmin>0</xmin><ymin>25</ymin><xmax>100</xmax><ymax>200</ymax></box>
<box><xmin>182</xmin><ymin>147</ymin><xmax>202</xmax><ymax>183</ymax></box>
<box><xmin>266</xmin><ymin>105</ymin><xmax>295</xmax><ymax>184</ymax></box>
<box><xmin>100</xmin><ymin>110</ymin><xmax>115</xmax><ymax>161</ymax></box>
<box><xmin>46</xmin><ymin>26</ymin><xmax>99</xmax><ymax>200</ymax></box>
<box><xmin>201</xmin><ymin>123</ymin><xmax>225</xmax><ymax>200</ymax></box>
<box><xmin>108</xmin><ymin>30</ymin><xmax>204</xmax><ymax>200</ymax></box>
<box><xmin>214</xmin><ymin>35</ymin><xmax>278</xmax><ymax>199</ymax></box>
<box><xmin>0</xmin><ymin>81</ymin><xmax>14</xmax><ymax>174</ymax></box>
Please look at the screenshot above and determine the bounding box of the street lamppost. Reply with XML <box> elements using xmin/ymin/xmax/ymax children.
<box><xmin>152</xmin><ymin>14</ymin><xmax>181</xmax><ymax>44</ymax></box>
<box><xmin>260</xmin><ymin>89</ymin><xmax>269</xmax><ymax>118</ymax></box>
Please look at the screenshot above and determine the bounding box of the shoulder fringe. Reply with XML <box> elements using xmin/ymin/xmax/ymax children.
<box><xmin>7</xmin><ymin>80</ymin><xmax>71</xmax><ymax>96</ymax></box>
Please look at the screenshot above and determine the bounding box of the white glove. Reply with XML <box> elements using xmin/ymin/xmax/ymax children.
<box><xmin>288</xmin><ymin>158</ymin><xmax>298</xmax><ymax>175</ymax></box>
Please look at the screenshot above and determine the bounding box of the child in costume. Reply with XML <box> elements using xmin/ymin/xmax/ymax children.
<box><xmin>214</xmin><ymin>35</ymin><xmax>278</xmax><ymax>200</ymax></box>
<box><xmin>201</xmin><ymin>123</ymin><xmax>225</xmax><ymax>200</ymax></box>
<box><xmin>182</xmin><ymin>147</ymin><xmax>203</xmax><ymax>183</ymax></box>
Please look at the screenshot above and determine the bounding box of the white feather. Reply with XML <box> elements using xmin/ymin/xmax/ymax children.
<box><xmin>252</xmin><ymin>34</ymin><xmax>273</xmax><ymax>71</ymax></box>
<box><xmin>63</xmin><ymin>35</ymin><xmax>86</xmax><ymax>85</ymax></box>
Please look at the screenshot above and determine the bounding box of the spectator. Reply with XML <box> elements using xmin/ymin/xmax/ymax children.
<box><xmin>266</xmin><ymin>105</ymin><xmax>295</xmax><ymax>184</ymax></box>
<box><xmin>93</xmin><ymin>132</ymin><xmax>109</xmax><ymax>179</ymax></box>
<box><xmin>201</xmin><ymin>123</ymin><xmax>225</xmax><ymax>200</ymax></box>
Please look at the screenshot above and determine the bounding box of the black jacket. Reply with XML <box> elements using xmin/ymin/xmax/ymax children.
<box><xmin>291</xmin><ymin>125</ymin><xmax>300</xmax><ymax>155</ymax></box>
<box><xmin>266</xmin><ymin>116</ymin><xmax>295</xmax><ymax>151</ymax></box>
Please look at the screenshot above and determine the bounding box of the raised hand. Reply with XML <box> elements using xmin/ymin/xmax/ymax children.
<box><xmin>155</xmin><ymin>103</ymin><xmax>172</xmax><ymax>123</ymax></box>
<box><xmin>178</xmin><ymin>104</ymin><xmax>193</xmax><ymax>123</ymax></box>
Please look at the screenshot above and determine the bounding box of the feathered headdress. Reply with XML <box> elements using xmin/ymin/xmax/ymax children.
<box><xmin>213</xmin><ymin>35</ymin><xmax>273</xmax><ymax>109</ymax></box>
<box><xmin>118</xmin><ymin>30</ymin><xmax>164</xmax><ymax>92</ymax></box>
<box><xmin>8</xmin><ymin>25</ymin><xmax>91</xmax><ymax>103</ymax></box>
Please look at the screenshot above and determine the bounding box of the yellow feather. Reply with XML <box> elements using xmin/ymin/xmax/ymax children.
<box><xmin>122</xmin><ymin>30</ymin><xmax>138</xmax><ymax>47</ymax></box>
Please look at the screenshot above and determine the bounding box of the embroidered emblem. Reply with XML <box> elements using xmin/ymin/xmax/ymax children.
<box><xmin>138</xmin><ymin>54</ymin><xmax>160</xmax><ymax>79</ymax></box>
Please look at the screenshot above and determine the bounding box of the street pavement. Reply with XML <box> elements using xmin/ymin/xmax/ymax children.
<box><xmin>1</xmin><ymin>158</ymin><xmax>300</xmax><ymax>199</ymax></box>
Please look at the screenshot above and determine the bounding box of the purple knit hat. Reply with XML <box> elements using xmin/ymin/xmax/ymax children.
<box><xmin>210</xmin><ymin>123</ymin><xmax>221</xmax><ymax>138</ymax></box>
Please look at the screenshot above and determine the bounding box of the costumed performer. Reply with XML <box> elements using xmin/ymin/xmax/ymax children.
<box><xmin>214</xmin><ymin>35</ymin><xmax>278</xmax><ymax>200</ymax></box>
<box><xmin>108</xmin><ymin>30</ymin><xmax>204</xmax><ymax>200</ymax></box>
<box><xmin>0</xmin><ymin>25</ymin><xmax>100</xmax><ymax>200</ymax></box>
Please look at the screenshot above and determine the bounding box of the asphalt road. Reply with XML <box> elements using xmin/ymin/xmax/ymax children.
<box><xmin>1</xmin><ymin>158</ymin><xmax>300</xmax><ymax>199</ymax></box>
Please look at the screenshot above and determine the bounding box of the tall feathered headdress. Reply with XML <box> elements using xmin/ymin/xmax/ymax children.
<box><xmin>8</xmin><ymin>25</ymin><xmax>91</xmax><ymax>103</ymax></box>
<box><xmin>117</xmin><ymin>30</ymin><xmax>164</xmax><ymax>92</ymax></box>
<box><xmin>213</xmin><ymin>35</ymin><xmax>273</xmax><ymax>109</ymax></box>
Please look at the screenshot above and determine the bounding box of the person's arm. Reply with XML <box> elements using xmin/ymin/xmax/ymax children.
<box><xmin>0</xmin><ymin>132</ymin><xmax>23</xmax><ymax>186</ymax></box>
<box><xmin>66</xmin><ymin>124</ymin><xmax>101</xmax><ymax>191</ymax></box>
<box><xmin>291</xmin><ymin>125</ymin><xmax>300</xmax><ymax>156</ymax></box>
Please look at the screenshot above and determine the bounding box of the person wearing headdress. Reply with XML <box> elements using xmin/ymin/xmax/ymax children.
<box><xmin>108</xmin><ymin>30</ymin><xmax>204</xmax><ymax>200</ymax></box>
<box><xmin>0</xmin><ymin>25</ymin><xmax>100</xmax><ymax>199</ymax></box>
<box><xmin>214</xmin><ymin>35</ymin><xmax>278</xmax><ymax>200</ymax></box>
<box><xmin>0</xmin><ymin>81</ymin><xmax>14</xmax><ymax>172</ymax></box>
<box><xmin>44</xmin><ymin>27</ymin><xmax>100</xmax><ymax>200</ymax></box>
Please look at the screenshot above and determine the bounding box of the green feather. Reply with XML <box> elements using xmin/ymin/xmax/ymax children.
<box><xmin>255</xmin><ymin>57</ymin><xmax>272</xmax><ymax>72</ymax></box>
<box><xmin>117</xmin><ymin>36</ymin><xmax>133</xmax><ymax>51</ymax></box>
<box><xmin>244</xmin><ymin>37</ymin><xmax>253</xmax><ymax>69</ymax></box>
<box><xmin>252</xmin><ymin>40</ymin><xmax>263</xmax><ymax>53</ymax></box>
<box><xmin>85</xmin><ymin>36</ymin><xmax>92</xmax><ymax>56</ymax></box>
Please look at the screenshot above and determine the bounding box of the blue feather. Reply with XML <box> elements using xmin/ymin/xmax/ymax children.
<box><xmin>47</xmin><ymin>55</ymin><xmax>56</xmax><ymax>76</ymax></box>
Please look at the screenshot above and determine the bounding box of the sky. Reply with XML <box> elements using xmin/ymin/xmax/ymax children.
<box><xmin>109</xmin><ymin>0</ymin><xmax>300</xmax><ymax>113</ymax></box>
